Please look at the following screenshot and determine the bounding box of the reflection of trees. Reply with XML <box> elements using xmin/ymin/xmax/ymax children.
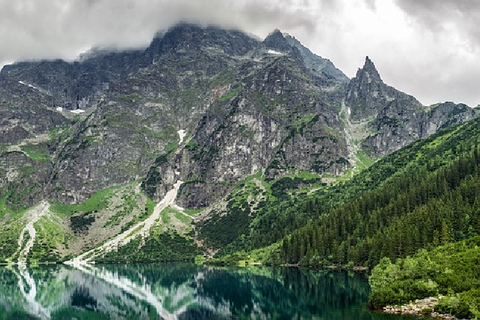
<box><xmin>0</xmin><ymin>264</ymin><xmax>387</xmax><ymax>320</ymax></box>
<box><xmin>196</xmin><ymin>267</ymin><xmax>374</xmax><ymax>319</ymax></box>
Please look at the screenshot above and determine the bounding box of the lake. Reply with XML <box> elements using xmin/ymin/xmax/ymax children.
<box><xmin>0</xmin><ymin>263</ymin><xmax>420</xmax><ymax>319</ymax></box>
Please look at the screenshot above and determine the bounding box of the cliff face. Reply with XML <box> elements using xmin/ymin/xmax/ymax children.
<box><xmin>0</xmin><ymin>24</ymin><xmax>477</xmax><ymax>211</ymax></box>
<box><xmin>345</xmin><ymin>57</ymin><xmax>477</xmax><ymax>157</ymax></box>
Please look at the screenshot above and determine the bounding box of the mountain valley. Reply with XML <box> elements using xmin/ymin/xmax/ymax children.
<box><xmin>0</xmin><ymin>23</ymin><xmax>478</xmax><ymax>275</ymax></box>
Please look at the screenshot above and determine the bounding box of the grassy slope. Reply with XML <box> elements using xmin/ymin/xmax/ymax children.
<box><xmin>0</xmin><ymin>181</ymin><xmax>198</xmax><ymax>263</ymax></box>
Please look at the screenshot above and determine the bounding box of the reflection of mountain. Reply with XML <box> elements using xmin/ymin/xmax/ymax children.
<box><xmin>0</xmin><ymin>264</ymin><xmax>409</xmax><ymax>319</ymax></box>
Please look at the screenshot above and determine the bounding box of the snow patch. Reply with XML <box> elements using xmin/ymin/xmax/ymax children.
<box><xmin>70</xmin><ymin>109</ymin><xmax>85</xmax><ymax>114</ymax></box>
<box><xmin>177</xmin><ymin>129</ymin><xmax>186</xmax><ymax>144</ymax></box>
<box><xmin>18</xmin><ymin>81</ymin><xmax>40</xmax><ymax>91</ymax></box>
<box><xmin>267</xmin><ymin>50</ymin><xmax>283</xmax><ymax>55</ymax></box>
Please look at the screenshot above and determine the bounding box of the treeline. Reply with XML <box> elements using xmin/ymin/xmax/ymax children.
<box><xmin>280</xmin><ymin>127</ymin><xmax>480</xmax><ymax>267</ymax></box>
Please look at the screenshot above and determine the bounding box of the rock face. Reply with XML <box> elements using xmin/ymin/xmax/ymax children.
<box><xmin>346</xmin><ymin>56</ymin><xmax>421</xmax><ymax>122</ymax></box>
<box><xmin>0</xmin><ymin>23</ymin><xmax>477</xmax><ymax>210</ymax></box>
<box><xmin>345</xmin><ymin>57</ymin><xmax>477</xmax><ymax>157</ymax></box>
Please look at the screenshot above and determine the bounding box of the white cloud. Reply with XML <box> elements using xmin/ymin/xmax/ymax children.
<box><xmin>0</xmin><ymin>0</ymin><xmax>478</xmax><ymax>106</ymax></box>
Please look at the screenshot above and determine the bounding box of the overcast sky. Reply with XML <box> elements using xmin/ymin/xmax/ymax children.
<box><xmin>0</xmin><ymin>0</ymin><xmax>478</xmax><ymax>107</ymax></box>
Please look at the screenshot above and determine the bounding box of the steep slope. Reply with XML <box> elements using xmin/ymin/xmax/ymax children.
<box><xmin>143</xmin><ymin>54</ymin><xmax>350</xmax><ymax>209</ymax></box>
<box><xmin>277</xmin><ymin>116</ymin><xmax>480</xmax><ymax>267</ymax></box>
<box><xmin>345</xmin><ymin>57</ymin><xmax>476</xmax><ymax>157</ymax></box>
<box><xmin>263</xmin><ymin>29</ymin><xmax>349</xmax><ymax>84</ymax></box>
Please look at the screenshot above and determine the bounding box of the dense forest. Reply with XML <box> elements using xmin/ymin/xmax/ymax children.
<box><xmin>277</xmin><ymin>117</ymin><xmax>480</xmax><ymax>268</ymax></box>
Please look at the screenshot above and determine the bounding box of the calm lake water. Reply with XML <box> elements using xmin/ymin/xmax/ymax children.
<box><xmin>0</xmin><ymin>263</ymin><xmax>420</xmax><ymax>319</ymax></box>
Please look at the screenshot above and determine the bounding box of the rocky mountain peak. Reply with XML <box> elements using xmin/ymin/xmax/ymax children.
<box><xmin>263</xmin><ymin>29</ymin><xmax>291</xmax><ymax>53</ymax></box>
<box><xmin>0</xmin><ymin>22</ymin><xmax>477</xmax><ymax>219</ymax></box>
<box><xmin>346</xmin><ymin>55</ymin><xmax>421</xmax><ymax>124</ymax></box>
<box><xmin>154</xmin><ymin>23</ymin><xmax>259</xmax><ymax>57</ymax></box>
<box><xmin>356</xmin><ymin>56</ymin><xmax>382</xmax><ymax>83</ymax></box>
<box><xmin>263</xmin><ymin>29</ymin><xmax>349</xmax><ymax>83</ymax></box>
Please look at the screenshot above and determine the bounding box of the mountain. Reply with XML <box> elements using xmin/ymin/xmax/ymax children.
<box><xmin>214</xmin><ymin>114</ymin><xmax>480</xmax><ymax>267</ymax></box>
<box><xmin>0</xmin><ymin>23</ymin><xmax>477</xmax><ymax>264</ymax></box>
<box><xmin>345</xmin><ymin>57</ymin><xmax>476</xmax><ymax>157</ymax></box>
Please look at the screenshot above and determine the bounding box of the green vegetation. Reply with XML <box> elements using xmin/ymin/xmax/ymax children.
<box><xmin>50</xmin><ymin>186</ymin><xmax>117</xmax><ymax>216</ymax></box>
<box><xmin>0</xmin><ymin>191</ymin><xmax>11</xmax><ymax>216</ymax></box>
<box><xmin>293</xmin><ymin>114</ymin><xmax>317</xmax><ymax>127</ymax></box>
<box><xmin>2</xmin><ymin>183</ymin><xmax>43</xmax><ymax>213</ymax></box>
<box><xmin>105</xmin><ymin>194</ymin><xmax>141</xmax><ymax>227</ymax></box>
<box><xmin>96</xmin><ymin>231</ymin><xmax>198</xmax><ymax>263</ymax></box>
<box><xmin>369</xmin><ymin>237</ymin><xmax>480</xmax><ymax>318</ymax></box>
<box><xmin>202</xmin><ymin>118</ymin><xmax>480</xmax><ymax>318</ymax></box>
<box><xmin>218</xmin><ymin>88</ymin><xmax>241</xmax><ymax>102</ymax></box>
<box><xmin>207</xmin><ymin>242</ymin><xmax>283</xmax><ymax>266</ymax></box>
<box><xmin>161</xmin><ymin>207</ymin><xmax>172</xmax><ymax>225</ymax></box>
<box><xmin>20</xmin><ymin>144</ymin><xmax>49</xmax><ymax>162</ymax></box>
<box><xmin>29</xmin><ymin>215</ymin><xmax>68</xmax><ymax>263</ymax></box>
<box><xmin>185</xmin><ymin>138</ymin><xmax>198</xmax><ymax>151</ymax></box>
<box><xmin>211</xmin><ymin>70</ymin><xmax>235</xmax><ymax>86</ymax></box>
<box><xmin>183</xmin><ymin>207</ymin><xmax>204</xmax><ymax>216</ymax></box>
<box><xmin>280</xmin><ymin>123</ymin><xmax>480</xmax><ymax>268</ymax></box>
<box><xmin>355</xmin><ymin>149</ymin><xmax>374</xmax><ymax>169</ymax></box>
<box><xmin>173</xmin><ymin>210</ymin><xmax>192</xmax><ymax>225</ymax></box>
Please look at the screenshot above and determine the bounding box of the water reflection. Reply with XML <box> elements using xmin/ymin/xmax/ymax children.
<box><xmin>0</xmin><ymin>264</ymin><xmax>418</xmax><ymax>319</ymax></box>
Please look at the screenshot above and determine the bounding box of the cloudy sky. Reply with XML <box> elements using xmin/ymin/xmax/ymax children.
<box><xmin>1</xmin><ymin>0</ymin><xmax>478</xmax><ymax>107</ymax></box>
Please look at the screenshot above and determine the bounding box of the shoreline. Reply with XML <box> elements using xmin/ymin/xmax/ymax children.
<box><xmin>382</xmin><ymin>297</ymin><xmax>458</xmax><ymax>320</ymax></box>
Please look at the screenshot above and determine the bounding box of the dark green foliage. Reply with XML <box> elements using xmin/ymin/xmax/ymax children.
<box><xmin>436</xmin><ymin>290</ymin><xmax>480</xmax><ymax>319</ymax></box>
<box><xmin>0</xmin><ymin>228</ymin><xmax>22</xmax><ymax>263</ymax></box>
<box><xmin>141</xmin><ymin>169</ymin><xmax>162</xmax><ymax>199</ymax></box>
<box><xmin>206</xmin><ymin>251</ymin><xmax>251</xmax><ymax>266</ymax></box>
<box><xmin>369</xmin><ymin>279</ymin><xmax>439</xmax><ymax>309</ymax></box>
<box><xmin>270</xmin><ymin>176</ymin><xmax>321</xmax><ymax>198</ymax></box>
<box><xmin>96</xmin><ymin>232</ymin><xmax>198</xmax><ymax>263</ymax></box>
<box><xmin>197</xmin><ymin>199</ymin><xmax>252</xmax><ymax>251</ymax></box>
<box><xmin>369</xmin><ymin>238</ymin><xmax>480</xmax><ymax>318</ymax></box>
<box><xmin>277</xmin><ymin>118</ymin><xmax>480</xmax><ymax>267</ymax></box>
<box><xmin>70</xmin><ymin>212</ymin><xmax>95</xmax><ymax>234</ymax></box>
<box><xmin>29</xmin><ymin>238</ymin><xmax>61</xmax><ymax>263</ymax></box>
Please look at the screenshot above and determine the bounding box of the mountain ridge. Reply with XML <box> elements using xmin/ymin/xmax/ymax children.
<box><xmin>0</xmin><ymin>23</ymin><xmax>477</xmax><ymax>265</ymax></box>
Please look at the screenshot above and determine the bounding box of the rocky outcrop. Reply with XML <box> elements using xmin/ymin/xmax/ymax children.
<box><xmin>346</xmin><ymin>56</ymin><xmax>421</xmax><ymax>122</ymax></box>
<box><xmin>144</xmin><ymin>54</ymin><xmax>350</xmax><ymax>208</ymax></box>
<box><xmin>346</xmin><ymin>57</ymin><xmax>477</xmax><ymax>157</ymax></box>
<box><xmin>364</xmin><ymin>101</ymin><xmax>477</xmax><ymax>157</ymax></box>
<box><xmin>383</xmin><ymin>297</ymin><xmax>458</xmax><ymax>319</ymax></box>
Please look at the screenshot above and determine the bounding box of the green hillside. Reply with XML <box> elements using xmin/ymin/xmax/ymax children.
<box><xmin>211</xmin><ymin>117</ymin><xmax>480</xmax><ymax>265</ymax></box>
<box><xmin>369</xmin><ymin>237</ymin><xmax>480</xmax><ymax>318</ymax></box>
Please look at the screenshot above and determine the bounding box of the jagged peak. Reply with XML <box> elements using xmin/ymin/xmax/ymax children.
<box><xmin>267</xmin><ymin>28</ymin><xmax>288</xmax><ymax>38</ymax></box>
<box><xmin>263</xmin><ymin>29</ymin><xmax>289</xmax><ymax>49</ymax></box>
<box><xmin>356</xmin><ymin>56</ymin><xmax>382</xmax><ymax>82</ymax></box>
